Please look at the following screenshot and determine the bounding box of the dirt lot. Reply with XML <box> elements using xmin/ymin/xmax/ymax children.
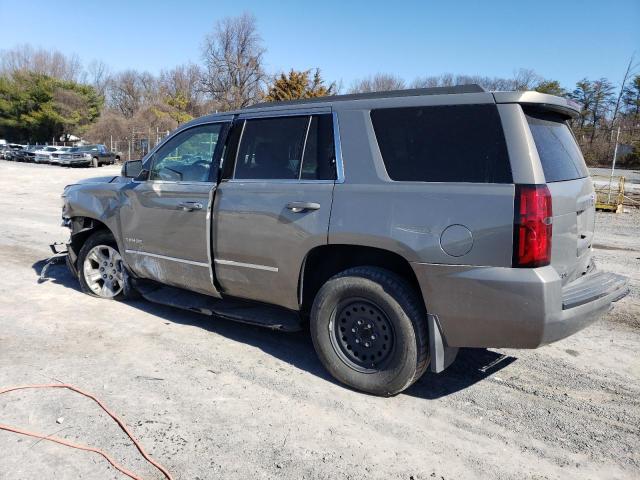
<box><xmin>0</xmin><ymin>161</ymin><xmax>638</xmax><ymax>480</ymax></box>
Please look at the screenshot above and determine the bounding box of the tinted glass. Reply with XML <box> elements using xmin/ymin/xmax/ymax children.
<box><xmin>301</xmin><ymin>115</ymin><xmax>336</xmax><ymax>180</ymax></box>
<box><xmin>371</xmin><ymin>104</ymin><xmax>512</xmax><ymax>183</ymax></box>
<box><xmin>150</xmin><ymin>123</ymin><xmax>222</xmax><ymax>182</ymax></box>
<box><xmin>525</xmin><ymin>110</ymin><xmax>588</xmax><ymax>183</ymax></box>
<box><xmin>234</xmin><ymin>116</ymin><xmax>308</xmax><ymax>180</ymax></box>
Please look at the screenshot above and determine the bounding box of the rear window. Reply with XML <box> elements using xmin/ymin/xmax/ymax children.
<box><xmin>525</xmin><ymin>110</ymin><xmax>588</xmax><ymax>183</ymax></box>
<box><xmin>370</xmin><ymin>104</ymin><xmax>512</xmax><ymax>183</ymax></box>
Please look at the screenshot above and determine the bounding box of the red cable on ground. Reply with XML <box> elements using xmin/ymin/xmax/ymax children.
<box><xmin>0</xmin><ymin>384</ymin><xmax>174</xmax><ymax>480</ymax></box>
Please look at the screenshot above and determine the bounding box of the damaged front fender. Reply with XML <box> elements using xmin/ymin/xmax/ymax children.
<box><xmin>61</xmin><ymin>176</ymin><xmax>131</xmax><ymax>274</ymax></box>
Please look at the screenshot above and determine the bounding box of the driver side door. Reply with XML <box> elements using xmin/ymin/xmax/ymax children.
<box><xmin>120</xmin><ymin>122</ymin><xmax>228</xmax><ymax>296</ymax></box>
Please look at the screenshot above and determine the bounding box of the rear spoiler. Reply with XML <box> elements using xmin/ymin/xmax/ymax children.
<box><xmin>493</xmin><ymin>91</ymin><xmax>581</xmax><ymax>118</ymax></box>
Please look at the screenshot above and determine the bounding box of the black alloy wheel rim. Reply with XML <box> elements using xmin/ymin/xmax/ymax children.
<box><xmin>329</xmin><ymin>298</ymin><xmax>395</xmax><ymax>373</ymax></box>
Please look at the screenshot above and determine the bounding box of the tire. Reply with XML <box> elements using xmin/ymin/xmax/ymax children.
<box><xmin>310</xmin><ymin>266</ymin><xmax>429</xmax><ymax>396</ymax></box>
<box><xmin>91</xmin><ymin>157</ymin><xmax>98</xmax><ymax>168</ymax></box>
<box><xmin>77</xmin><ymin>230</ymin><xmax>133</xmax><ymax>300</ymax></box>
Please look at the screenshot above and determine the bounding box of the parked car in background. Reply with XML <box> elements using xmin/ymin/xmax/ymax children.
<box><xmin>3</xmin><ymin>144</ymin><xmax>24</xmax><ymax>160</ymax></box>
<box><xmin>0</xmin><ymin>144</ymin><xmax>10</xmax><ymax>159</ymax></box>
<box><xmin>49</xmin><ymin>146</ymin><xmax>71</xmax><ymax>165</ymax></box>
<box><xmin>34</xmin><ymin>146</ymin><xmax>62</xmax><ymax>164</ymax></box>
<box><xmin>60</xmin><ymin>86</ymin><xmax>628</xmax><ymax>396</ymax></box>
<box><xmin>14</xmin><ymin>145</ymin><xmax>39</xmax><ymax>162</ymax></box>
<box><xmin>58</xmin><ymin>144</ymin><xmax>118</xmax><ymax>167</ymax></box>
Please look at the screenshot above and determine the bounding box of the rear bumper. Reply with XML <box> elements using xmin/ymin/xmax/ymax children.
<box><xmin>412</xmin><ymin>263</ymin><xmax>629</xmax><ymax>348</ymax></box>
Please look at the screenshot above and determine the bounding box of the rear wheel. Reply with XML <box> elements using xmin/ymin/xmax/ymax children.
<box><xmin>77</xmin><ymin>231</ymin><xmax>132</xmax><ymax>300</ymax></box>
<box><xmin>310</xmin><ymin>266</ymin><xmax>429</xmax><ymax>396</ymax></box>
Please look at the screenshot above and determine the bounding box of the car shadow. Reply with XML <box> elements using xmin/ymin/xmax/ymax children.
<box><xmin>33</xmin><ymin>258</ymin><xmax>517</xmax><ymax>400</ymax></box>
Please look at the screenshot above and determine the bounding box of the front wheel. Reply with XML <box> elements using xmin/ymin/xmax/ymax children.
<box><xmin>77</xmin><ymin>230</ymin><xmax>131</xmax><ymax>300</ymax></box>
<box><xmin>310</xmin><ymin>266</ymin><xmax>429</xmax><ymax>396</ymax></box>
<box><xmin>91</xmin><ymin>157</ymin><xmax>99</xmax><ymax>168</ymax></box>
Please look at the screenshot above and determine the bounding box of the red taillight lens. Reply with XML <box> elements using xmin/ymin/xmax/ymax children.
<box><xmin>513</xmin><ymin>184</ymin><xmax>552</xmax><ymax>268</ymax></box>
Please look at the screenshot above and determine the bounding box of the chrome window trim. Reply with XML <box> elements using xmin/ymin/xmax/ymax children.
<box><xmin>225</xmin><ymin>179</ymin><xmax>335</xmax><ymax>185</ymax></box>
<box><xmin>125</xmin><ymin>249</ymin><xmax>209</xmax><ymax>268</ymax></box>
<box><xmin>238</xmin><ymin>106</ymin><xmax>331</xmax><ymax>119</ymax></box>
<box><xmin>140</xmin><ymin>180</ymin><xmax>216</xmax><ymax>186</ymax></box>
<box><xmin>214</xmin><ymin>258</ymin><xmax>279</xmax><ymax>273</ymax></box>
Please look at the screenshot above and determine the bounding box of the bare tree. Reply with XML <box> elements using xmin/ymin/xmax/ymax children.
<box><xmin>200</xmin><ymin>13</ymin><xmax>266</xmax><ymax>110</ymax></box>
<box><xmin>108</xmin><ymin>70</ymin><xmax>145</xmax><ymax>118</ymax></box>
<box><xmin>0</xmin><ymin>44</ymin><xmax>82</xmax><ymax>81</ymax></box>
<box><xmin>411</xmin><ymin>73</ymin><xmax>513</xmax><ymax>91</ymax></box>
<box><xmin>610</xmin><ymin>55</ymin><xmax>637</xmax><ymax>126</ymax></box>
<box><xmin>511</xmin><ymin>68</ymin><xmax>542</xmax><ymax>91</ymax></box>
<box><xmin>159</xmin><ymin>63</ymin><xmax>205</xmax><ymax>116</ymax></box>
<box><xmin>85</xmin><ymin>60</ymin><xmax>111</xmax><ymax>99</ymax></box>
<box><xmin>349</xmin><ymin>73</ymin><xmax>405</xmax><ymax>93</ymax></box>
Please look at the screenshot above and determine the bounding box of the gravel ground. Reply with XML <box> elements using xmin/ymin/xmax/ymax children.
<box><xmin>0</xmin><ymin>161</ymin><xmax>638</xmax><ymax>480</ymax></box>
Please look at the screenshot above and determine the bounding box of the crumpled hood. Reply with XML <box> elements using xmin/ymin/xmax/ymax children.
<box><xmin>75</xmin><ymin>175</ymin><xmax>127</xmax><ymax>185</ymax></box>
<box><xmin>72</xmin><ymin>175</ymin><xmax>131</xmax><ymax>185</ymax></box>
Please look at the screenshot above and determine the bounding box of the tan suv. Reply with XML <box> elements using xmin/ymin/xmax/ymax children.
<box><xmin>58</xmin><ymin>85</ymin><xmax>628</xmax><ymax>395</ymax></box>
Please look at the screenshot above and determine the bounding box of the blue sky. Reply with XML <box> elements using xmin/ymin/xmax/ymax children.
<box><xmin>1</xmin><ymin>0</ymin><xmax>638</xmax><ymax>90</ymax></box>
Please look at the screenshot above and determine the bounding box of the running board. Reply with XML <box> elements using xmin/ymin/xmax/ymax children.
<box><xmin>135</xmin><ymin>282</ymin><xmax>303</xmax><ymax>332</ymax></box>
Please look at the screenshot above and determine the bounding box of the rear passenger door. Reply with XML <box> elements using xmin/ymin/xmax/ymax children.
<box><xmin>213</xmin><ymin>112</ymin><xmax>338</xmax><ymax>310</ymax></box>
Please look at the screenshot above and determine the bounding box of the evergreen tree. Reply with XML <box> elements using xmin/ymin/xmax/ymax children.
<box><xmin>534</xmin><ymin>80</ymin><xmax>567</xmax><ymax>97</ymax></box>
<box><xmin>622</xmin><ymin>74</ymin><xmax>640</xmax><ymax>121</ymax></box>
<box><xmin>0</xmin><ymin>71</ymin><xmax>101</xmax><ymax>143</ymax></box>
<box><xmin>264</xmin><ymin>68</ymin><xmax>334</xmax><ymax>102</ymax></box>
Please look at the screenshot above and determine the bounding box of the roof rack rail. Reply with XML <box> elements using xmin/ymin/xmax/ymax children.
<box><xmin>247</xmin><ymin>84</ymin><xmax>486</xmax><ymax>109</ymax></box>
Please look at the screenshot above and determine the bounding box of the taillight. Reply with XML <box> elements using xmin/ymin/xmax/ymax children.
<box><xmin>513</xmin><ymin>184</ymin><xmax>552</xmax><ymax>268</ymax></box>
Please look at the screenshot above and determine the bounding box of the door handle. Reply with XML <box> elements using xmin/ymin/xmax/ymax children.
<box><xmin>178</xmin><ymin>201</ymin><xmax>203</xmax><ymax>211</ymax></box>
<box><xmin>286</xmin><ymin>201</ymin><xmax>320</xmax><ymax>213</ymax></box>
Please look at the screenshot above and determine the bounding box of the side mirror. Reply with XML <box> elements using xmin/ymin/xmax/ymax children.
<box><xmin>122</xmin><ymin>160</ymin><xmax>144</xmax><ymax>179</ymax></box>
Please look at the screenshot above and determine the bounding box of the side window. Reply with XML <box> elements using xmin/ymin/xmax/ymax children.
<box><xmin>234</xmin><ymin>116</ymin><xmax>308</xmax><ymax>180</ymax></box>
<box><xmin>149</xmin><ymin>123</ymin><xmax>222</xmax><ymax>182</ymax></box>
<box><xmin>98</xmin><ymin>145</ymin><xmax>107</xmax><ymax>154</ymax></box>
<box><xmin>371</xmin><ymin>105</ymin><xmax>512</xmax><ymax>183</ymax></box>
<box><xmin>301</xmin><ymin>115</ymin><xmax>336</xmax><ymax>180</ymax></box>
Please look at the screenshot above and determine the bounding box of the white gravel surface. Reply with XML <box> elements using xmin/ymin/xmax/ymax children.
<box><xmin>0</xmin><ymin>161</ymin><xmax>638</xmax><ymax>480</ymax></box>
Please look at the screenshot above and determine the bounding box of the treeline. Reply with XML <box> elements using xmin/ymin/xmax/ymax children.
<box><xmin>0</xmin><ymin>13</ymin><xmax>638</xmax><ymax>166</ymax></box>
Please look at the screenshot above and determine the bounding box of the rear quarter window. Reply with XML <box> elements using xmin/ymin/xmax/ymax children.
<box><xmin>370</xmin><ymin>104</ymin><xmax>512</xmax><ymax>183</ymax></box>
<box><xmin>525</xmin><ymin>109</ymin><xmax>588</xmax><ymax>183</ymax></box>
